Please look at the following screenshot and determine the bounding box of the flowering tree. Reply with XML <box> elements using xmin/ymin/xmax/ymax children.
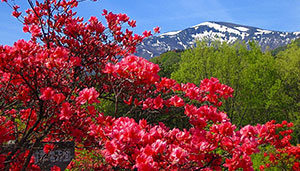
<box><xmin>0</xmin><ymin>0</ymin><xmax>299</xmax><ymax>170</ymax></box>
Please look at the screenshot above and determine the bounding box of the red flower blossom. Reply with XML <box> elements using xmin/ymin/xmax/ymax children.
<box><xmin>40</xmin><ymin>87</ymin><xmax>55</xmax><ymax>100</ymax></box>
<box><xmin>12</xmin><ymin>11</ymin><xmax>21</xmax><ymax>18</ymax></box>
<box><xmin>153</xmin><ymin>26</ymin><xmax>160</xmax><ymax>33</ymax></box>
<box><xmin>76</xmin><ymin>87</ymin><xmax>100</xmax><ymax>104</ymax></box>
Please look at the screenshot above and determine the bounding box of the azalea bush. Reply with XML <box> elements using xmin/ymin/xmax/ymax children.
<box><xmin>0</xmin><ymin>0</ymin><xmax>299</xmax><ymax>170</ymax></box>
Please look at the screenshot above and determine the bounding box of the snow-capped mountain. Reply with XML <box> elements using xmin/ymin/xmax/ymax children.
<box><xmin>136</xmin><ymin>21</ymin><xmax>300</xmax><ymax>59</ymax></box>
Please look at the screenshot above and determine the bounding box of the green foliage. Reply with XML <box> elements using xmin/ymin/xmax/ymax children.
<box><xmin>171</xmin><ymin>40</ymin><xmax>285</xmax><ymax>126</ymax></box>
<box><xmin>150</xmin><ymin>50</ymin><xmax>181</xmax><ymax>78</ymax></box>
<box><xmin>252</xmin><ymin>145</ymin><xmax>298</xmax><ymax>171</ymax></box>
<box><xmin>251</xmin><ymin>147</ymin><xmax>278</xmax><ymax>171</ymax></box>
<box><xmin>275</xmin><ymin>40</ymin><xmax>300</xmax><ymax>144</ymax></box>
<box><xmin>67</xmin><ymin>148</ymin><xmax>105</xmax><ymax>170</ymax></box>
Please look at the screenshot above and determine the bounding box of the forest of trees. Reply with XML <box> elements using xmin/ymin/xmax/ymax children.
<box><xmin>151</xmin><ymin>40</ymin><xmax>300</xmax><ymax>144</ymax></box>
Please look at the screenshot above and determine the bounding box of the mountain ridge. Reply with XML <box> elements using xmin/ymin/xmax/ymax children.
<box><xmin>135</xmin><ymin>21</ymin><xmax>300</xmax><ymax>59</ymax></box>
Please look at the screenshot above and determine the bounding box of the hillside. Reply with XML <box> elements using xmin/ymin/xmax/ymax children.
<box><xmin>136</xmin><ymin>21</ymin><xmax>300</xmax><ymax>59</ymax></box>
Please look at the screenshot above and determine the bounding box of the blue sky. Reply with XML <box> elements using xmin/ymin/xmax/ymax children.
<box><xmin>1</xmin><ymin>0</ymin><xmax>300</xmax><ymax>45</ymax></box>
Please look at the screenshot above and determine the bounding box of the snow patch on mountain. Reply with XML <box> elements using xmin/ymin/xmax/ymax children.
<box><xmin>240</xmin><ymin>32</ymin><xmax>249</xmax><ymax>39</ymax></box>
<box><xmin>192</xmin><ymin>31</ymin><xmax>225</xmax><ymax>42</ymax></box>
<box><xmin>161</xmin><ymin>30</ymin><xmax>181</xmax><ymax>36</ymax></box>
<box><xmin>293</xmin><ymin>32</ymin><xmax>300</xmax><ymax>35</ymax></box>
<box><xmin>235</xmin><ymin>26</ymin><xmax>249</xmax><ymax>32</ymax></box>
<box><xmin>228</xmin><ymin>36</ymin><xmax>238</xmax><ymax>43</ymax></box>
<box><xmin>194</xmin><ymin>22</ymin><xmax>241</xmax><ymax>35</ymax></box>
<box><xmin>152</xmin><ymin>40</ymin><xmax>162</xmax><ymax>47</ymax></box>
<box><xmin>255</xmin><ymin>29</ymin><xmax>272</xmax><ymax>35</ymax></box>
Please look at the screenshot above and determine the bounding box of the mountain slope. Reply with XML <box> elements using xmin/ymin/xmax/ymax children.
<box><xmin>136</xmin><ymin>21</ymin><xmax>300</xmax><ymax>59</ymax></box>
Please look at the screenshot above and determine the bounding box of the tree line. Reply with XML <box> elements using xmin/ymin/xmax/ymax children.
<box><xmin>151</xmin><ymin>40</ymin><xmax>300</xmax><ymax>144</ymax></box>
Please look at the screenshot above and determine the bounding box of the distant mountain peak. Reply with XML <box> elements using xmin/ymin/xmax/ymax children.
<box><xmin>136</xmin><ymin>21</ymin><xmax>300</xmax><ymax>59</ymax></box>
